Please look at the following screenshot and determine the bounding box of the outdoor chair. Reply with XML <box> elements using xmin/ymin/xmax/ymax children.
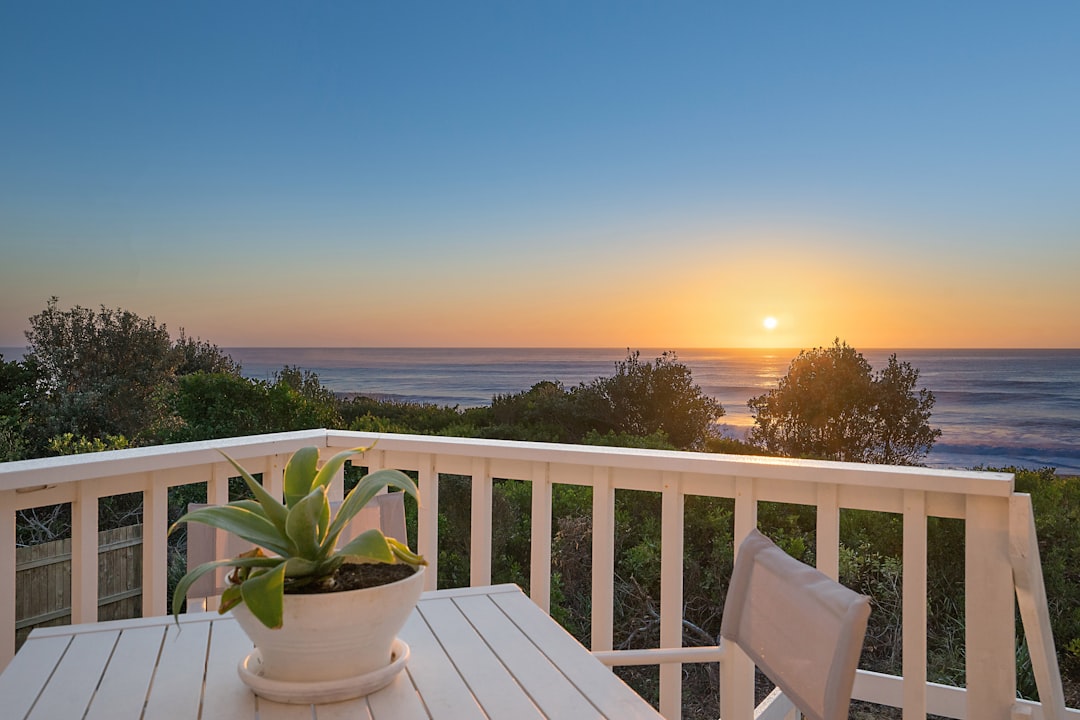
<box><xmin>184</xmin><ymin>492</ymin><xmax>408</xmax><ymax>610</ymax></box>
<box><xmin>595</xmin><ymin>528</ymin><xmax>871</xmax><ymax>720</ymax></box>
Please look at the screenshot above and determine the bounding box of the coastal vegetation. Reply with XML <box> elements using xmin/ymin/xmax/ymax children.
<box><xmin>3</xmin><ymin>299</ymin><xmax>1079</xmax><ymax>712</ymax></box>
<box><xmin>747</xmin><ymin>338</ymin><xmax>941</xmax><ymax>465</ymax></box>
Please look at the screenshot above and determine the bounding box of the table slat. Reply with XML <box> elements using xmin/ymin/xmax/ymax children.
<box><xmin>86</xmin><ymin>625</ymin><xmax>167</xmax><ymax>720</ymax></box>
<box><xmin>2</xmin><ymin>585</ymin><xmax>664</xmax><ymax>720</ymax></box>
<box><xmin>258</xmin><ymin>696</ymin><xmax>327</xmax><ymax>720</ymax></box>
<box><xmin>492</xmin><ymin>590</ymin><xmax>663</xmax><ymax>719</ymax></box>
<box><xmin>365</xmin><ymin>671</ymin><xmax>429</xmax><ymax>720</ymax></box>
<box><xmin>418</xmin><ymin>596</ymin><xmax>546</xmax><ymax>719</ymax></box>
<box><xmin>399</xmin><ymin>611</ymin><xmax>487</xmax><ymax>718</ymax></box>
<box><xmin>200</xmin><ymin>619</ymin><xmax>256</xmax><ymax>720</ymax></box>
<box><xmin>29</xmin><ymin>630</ymin><xmax>118</xmax><ymax>720</ymax></box>
<box><xmin>0</xmin><ymin>635</ymin><xmax>71</xmax><ymax>720</ymax></box>
<box><xmin>456</xmin><ymin>594</ymin><xmax>602</xmax><ymax>719</ymax></box>
<box><xmin>143</xmin><ymin>621</ymin><xmax>210</xmax><ymax>720</ymax></box>
<box><xmin>311</xmin><ymin>695</ymin><xmax>374</xmax><ymax>720</ymax></box>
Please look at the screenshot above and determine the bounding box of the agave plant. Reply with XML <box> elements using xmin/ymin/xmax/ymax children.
<box><xmin>170</xmin><ymin>445</ymin><xmax>425</xmax><ymax>629</ymax></box>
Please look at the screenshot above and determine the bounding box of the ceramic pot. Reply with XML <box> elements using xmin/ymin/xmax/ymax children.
<box><xmin>232</xmin><ymin>565</ymin><xmax>424</xmax><ymax>684</ymax></box>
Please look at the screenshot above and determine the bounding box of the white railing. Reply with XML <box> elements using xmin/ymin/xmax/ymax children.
<box><xmin>0</xmin><ymin>429</ymin><xmax>1072</xmax><ymax>720</ymax></box>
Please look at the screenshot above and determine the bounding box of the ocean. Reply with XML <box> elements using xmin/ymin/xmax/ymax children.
<box><xmin>223</xmin><ymin>347</ymin><xmax>1080</xmax><ymax>476</ymax></box>
<box><xmin>3</xmin><ymin>346</ymin><xmax>1078</xmax><ymax>474</ymax></box>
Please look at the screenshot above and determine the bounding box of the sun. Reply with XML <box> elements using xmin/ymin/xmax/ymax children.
<box><xmin>763</xmin><ymin>316</ymin><xmax>778</xmax><ymax>331</ymax></box>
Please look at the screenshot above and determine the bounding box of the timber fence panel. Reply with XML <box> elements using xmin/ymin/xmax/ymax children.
<box><xmin>15</xmin><ymin>524</ymin><xmax>143</xmax><ymax>649</ymax></box>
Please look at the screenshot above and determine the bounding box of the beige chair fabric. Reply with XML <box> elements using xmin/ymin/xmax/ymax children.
<box><xmin>591</xmin><ymin>528</ymin><xmax>870</xmax><ymax>720</ymax></box>
<box><xmin>185</xmin><ymin>492</ymin><xmax>408</xmax><ymax>602</ymax></box>
<box><xmin>721</xmin><ymin>528</ymin><xmax>871</xmax><ymax>720</ymax></box>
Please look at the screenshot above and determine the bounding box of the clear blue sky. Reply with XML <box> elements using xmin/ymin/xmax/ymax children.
<box><xmin>2</xmin><ymin>2</ymin><xmax>1078</xmax><ymax>348</ymax></box>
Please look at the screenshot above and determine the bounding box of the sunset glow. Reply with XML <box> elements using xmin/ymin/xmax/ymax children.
<box><xmin>1</xmin><ymin>5</ymin><xmax>1078</xmax><ymax>349</ymax></box>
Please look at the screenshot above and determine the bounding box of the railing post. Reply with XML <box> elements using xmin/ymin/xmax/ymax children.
<box><xmin>529</xmin><ymin>462</ymin><xmax>552</xmax><ymax>613</ymax></box>
<box><xmin>659</xmin><ymin>472</ymin><xmax>684</xmax><ymax>720</ymax></box>
<box><xmin>417</xmin><ymin>454</ymin><xmax>438</xmax><ymax>592</ymax></box>
<box><xmin>326</xmin><ymin>456</ymin><xmax>345</xmax><ymax>504</ymax></box>
<box><xmin>206</xmin><ymin>463</ymin><xmax>231</xmax><ymax>612</ymax></box>
<box><xmin>470</xmin><ymin>458</ymin><xmax>492</xmax><ymax>587</ymax></box>
<box><xmin>816</xmin><ymin>483</ymin><xmax>839</xmax><ymax>580</ymax></box>
<box><xmin>591</xmin><ymin>466</ymin><xmax>614</xmax><ymax>652</ymax></box>
<box><xmin>0</xmin><ymin>491</ymin><xmax>14</xmax><ymax>669</ymax></box>
<box><xmin>1010</xmin><ymin>493</ymin><xmax>1067</xmax><ymax>720</ymax></box>
<box><xmin>142</xmin><ymin>472</ymin><xmax>169</xmax><ymax>617</ymax></box>
<box><xmin>903</xmin><ymin>490</ymin><xmax>928</xmax><ymax>719</ymax></box>
<box><xmin>722</xmin><ymin>477</ymin><xmax>757</xmax><ymax>720</ymax></box>
<box><xmin>70</xmin><ymin>479</ymin><xmax>99</xmax><ymax>624</ymax></box>
<box><xmin>966</xmin><ymin>494</ymin><xmax>1015</xmax><ymax>719</ymax></box>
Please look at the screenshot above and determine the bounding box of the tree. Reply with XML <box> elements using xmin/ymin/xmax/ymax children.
<box><xmin>747</xmin><ymin>340</ymin><xmax>941</xmax><ymax>465</ymax></box>
<box><xmin>0</xmin><ymin>354</ymin><xmax>39</xmax><ymax>461</ymax></box>
<box><xmin>172</xmin><ymin>329</ymin><xmax>241</xmax><ymax>376</ymax></box>
<box><xmin>24</xmin><ymin>298</ymin><xmax>175</xmax><ymax>448</ymax></box>
<box><xmin>869</xmin><ymin>354</ymin><xmax>941</xmax><ymax>465</ymax></box>
<box><xmin>163</xmin><ymin>368</ymin><xmax>341</xmax><ymax>443</ymax></box>
<box><xmin>578</xmin><ymin>351</ymin><xmax>724</xmax><ymax>450</ymax></box>
<box><xmin>479</xmin><ymin>353</ymin><xmax>724</xmax><ymax>450</ymax></box>
<box><xmin>21</xmin><ymin>297</ymin><xmax>238</xmax><ymax>453</ymax></box>
<box><xmin>486</xmin><ymin>381</ymin><xmax>586</xmax><ymax>443</ymax></box>
<box><xmin>162</xmin><ymin>372</ymin><xmax>273</xmax><ymax>442</ymax></box>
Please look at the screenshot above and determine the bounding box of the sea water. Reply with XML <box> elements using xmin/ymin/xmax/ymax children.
<box><xmin>3</xmin><ymin>346</ymin><xmax>1077</xmax><ymax>474</ymax></box>
<box><xmin>224</xmin><ymin>347</ymin><xmax>1080</xmax><ymax>475</ymax></box>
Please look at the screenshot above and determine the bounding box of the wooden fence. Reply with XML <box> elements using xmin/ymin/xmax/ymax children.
<box><xmin>15</xmin><ymin>524</ymin><xmax>143</xmax><ymax>648</ymax></box>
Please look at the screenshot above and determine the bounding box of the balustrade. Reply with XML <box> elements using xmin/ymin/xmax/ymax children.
<box><xmin>0</xmin><ymin>429</ymin><xmax>1071</xmax><ymax>719</ymax></box>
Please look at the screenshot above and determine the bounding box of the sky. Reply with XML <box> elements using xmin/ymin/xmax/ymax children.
<box><xmin>2</xmin><ymin>2</ymin><xmax>1078</xmax><ymax>349</ymax></box>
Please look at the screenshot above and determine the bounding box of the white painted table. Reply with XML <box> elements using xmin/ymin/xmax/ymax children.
<box><xmin>0</xmin><ymin>584</ymin><xmax>662</xmax><ymax>719</ymax></box>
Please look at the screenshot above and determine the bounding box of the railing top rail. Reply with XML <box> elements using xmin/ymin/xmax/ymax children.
<box><xmin>0</xmin><ymin>429</ymin><xmax>1014</xmax><ymax>498</ymax></box>
<box><xmin>326</xmin><ymin>430</ymin><xmax>1015</xmax><ymax>497</ymax></box>
<box><xmin>0</xmin><ymin>429</ymin><xmax>328</xmax><ymax>490</ymax></box>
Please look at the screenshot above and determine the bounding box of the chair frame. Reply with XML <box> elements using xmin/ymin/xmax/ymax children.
<box><xmin>594</xmin><ymin>529</ymin><xmax>871</xmax><ymax>720</ymax></box>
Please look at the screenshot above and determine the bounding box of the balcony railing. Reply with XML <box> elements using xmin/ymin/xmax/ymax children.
<box><xmin>0</xmin><ymin>429</ymin><xmax>1073</xmax><ymax>719</ymax></box>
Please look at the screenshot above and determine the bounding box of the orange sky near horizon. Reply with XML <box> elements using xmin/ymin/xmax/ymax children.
<box><xmin>3</xmin><ymin>225</ymin><xmax>1077</xmax><ymax>350</ymax></box>
<box><xmin>2</xmin><ymin>5</ymin><xmax>1079</xmax><ymax>351</ymax></box>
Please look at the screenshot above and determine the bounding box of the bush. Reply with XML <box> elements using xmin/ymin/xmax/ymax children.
<box><xmin>748</xmin><ymin>339</ymin><xmax>940</xmax><ymax>464</ymax></box>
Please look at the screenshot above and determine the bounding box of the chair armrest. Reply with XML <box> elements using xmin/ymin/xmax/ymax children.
<box><xmin>593</xmin><ymin>643</ymin><xmax>728</xmax><ymax>667</ymax></box>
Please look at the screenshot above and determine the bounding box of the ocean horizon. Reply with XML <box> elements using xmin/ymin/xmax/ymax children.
<box><xmin>3</xmin><ymin>346</ymin><xmax>1078</xmax><ymax>475</ymax></box>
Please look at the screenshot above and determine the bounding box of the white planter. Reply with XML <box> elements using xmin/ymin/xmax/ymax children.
<box><xmin>232</xmin><ymin>565</ymin><xmax>425</xmax><ymax>699</ymax></box>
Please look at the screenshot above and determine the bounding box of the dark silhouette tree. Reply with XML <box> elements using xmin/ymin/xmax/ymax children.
<box><xmin>747</xmin><ymin>339</ymin><xmax>941</xmax><ymax>465</ymax></box>
<box><xmin>869</xmin><ymin>354</ymin><xmax>941</xmax><ymax>465</ymax></box>
<box><xmin>576</xmin><ymin>351</ymin><xmax>723</xmax><ymax>450</ymax></box>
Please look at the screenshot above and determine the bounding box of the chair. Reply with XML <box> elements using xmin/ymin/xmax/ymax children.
<box><xmin>185</xmin><ymin>492</ymin><xmax>408</xmax><ymax>609</ymax></box>
<box><xmin>595</xmin><ymin>529</ymin><xmax>871</xmax><ymax>720</ymax></box>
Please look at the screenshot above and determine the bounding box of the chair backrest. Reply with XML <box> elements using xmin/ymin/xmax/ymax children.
<box><xmin>185</xmin><ymin>492</ymin><xmax>408</xmax><ymax>601</ymax></box>
<box><xmin>720</xmin><ymin>529</ymin><xmax>871</xmax><ymax>720</ymax></box>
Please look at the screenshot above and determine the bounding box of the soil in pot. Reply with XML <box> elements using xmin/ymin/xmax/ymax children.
<box><xmin>285</xmin><ymin>562</ymin><xmax>416</xmax><ymax>595</ymax></box>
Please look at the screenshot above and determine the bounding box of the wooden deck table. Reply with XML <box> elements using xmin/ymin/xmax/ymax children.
<box><xmin>0</xmin><ymin>583</ymin><xmax>663</xmax><ymax>719</ymax></box>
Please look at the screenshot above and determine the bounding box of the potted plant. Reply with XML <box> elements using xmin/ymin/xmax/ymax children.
<box><xmin>170</xmin><ymin>444</ymin><xmax>427</xmax><ymax>702</ymax></box>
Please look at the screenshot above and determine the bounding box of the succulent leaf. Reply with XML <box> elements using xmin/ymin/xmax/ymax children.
<box><xmin>282</xmin><ymin>556</ymin><xmax>323</xmax><ymax>577</ymax></box>
<box><xmin>283</xmin><ymin>446</ymin><xmax>320</xmax><ymax>508</ymax></box>
<box><xmin>219</xmin><ymin>451</ymin><xmax>290</xmax><ymax>536</ymax></box>
<box><xmin>171</xmin><ymin>554</ymin><xmax>281</xmax><ymax>622</ymax></box>
<box><xmin>285</xmin><ymin>486</ymin><xmax>330</xmax><ymax>559</ymax></box>
<box><xmin>219</xmin><ymin>584</ymin><xmax>243</xmax><ymax>613</ymax></box>
<box><xmin>388</xmin><ymin>537</ymin><xmax>428</xmax><ymax>566</ymax></box>
<box><xmin>241</xmin><ymin>563</ymin><xmax>287</xmax><ymax>629</ymax></box>
<box><xmin>322</xmin><ymin>469</ymin><xmax>418</xmax><ymax>553</ymax></box>
<box><xmin>231</xmin><ymin>499</ymin><xmax>265</xmax><ymax>516</ymax></box>
<box><xmin>311</xmin><ymin>445</ymin><xmax>372</xmax><ymax>492</ymax></box>
<box><xmin>172</xmin><ymin>445</ymin><xmax>426</xmax><ymax>630</ymax></box>
<box><xmin>171</xmin><ymin>505</ymin><xmax>294</xmax><ymax>556</ymax></box>
<box><xmin>336</xmin><ymin>529</ymin><xmax>396</xmax><ymax>564</ymax></box>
